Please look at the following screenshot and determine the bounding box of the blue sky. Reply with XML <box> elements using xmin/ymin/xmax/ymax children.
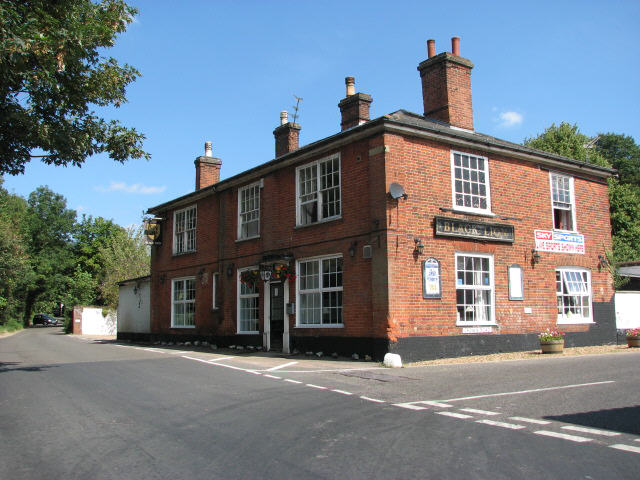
<box><xmin>4</xmin><ymin>0</ymin><xmax>640</xmax><ymax>228</ymax></box>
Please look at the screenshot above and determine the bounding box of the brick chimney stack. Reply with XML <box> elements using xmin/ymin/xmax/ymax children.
<box><xmin>194</xmin><ymin>141</ymin><xmax>222</xmax><ymax>190</ymax></box>
<box><xmin>273</xmin><ymin>111</ymin><xmax>301</xmax><ymax>158</ymax></box>
<box><xmin>418</xmin><ymin>36</ymin><xmax>474</xmax><ymax>130</ymax></box>
<box><xmin>338</xmin><ymin>77</ymin><xmax>373</xmax><ymax>131</ymax></box>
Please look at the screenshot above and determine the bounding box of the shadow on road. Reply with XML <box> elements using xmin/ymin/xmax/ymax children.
<box><xmin>0</xmin><ymin>361</ymin><xmax>60</xmax><ymax>374</ymax></box>
<box><xmin>545</xmin><ymin>406</ymin><xmax>640</xmax><ymax>435</ymax></box>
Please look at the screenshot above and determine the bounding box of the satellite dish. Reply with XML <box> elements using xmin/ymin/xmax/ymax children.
<box><xmin>389</xmin><ymin>182</ymin><xmax>408</xmax><ymax>200</ymax></box>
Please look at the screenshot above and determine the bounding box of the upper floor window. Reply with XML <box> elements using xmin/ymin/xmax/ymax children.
<box><xmin>451</xmin><ymin>151</ymin><xmax>491</xmax><ymax>214</ymax></box>
<box><xmin>172</xmin><ymin>277</ymin><xmax>195</xmax><ymax>328</ymax></box>
<box><xmin>238</xmin><ymin>182</ymin><xmax>261</xmax><ymax>240</ymax></box>
<box><xmin>296</xmin><ymin>154</ymin><xmax>341</xmax><ymax>225</ymax></box>
<box><xmin>556</xmin><ymin>267</ymin><xmax>591</xmax><ymax>324</ymax></box>
<box><xmin>550</xmin><ymin>173</ymin><xmax>576</xmax><ymax>231</ymax></box>
<box><xmin>173</xmin><ymin>205</ymin><xmax>196</xmax><ymax>254</ymax></box>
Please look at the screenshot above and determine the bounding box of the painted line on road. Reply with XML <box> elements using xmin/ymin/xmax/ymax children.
<box><xmin>476</xmin><ymin>419</ymin><xmax>526</xmax><ymax>430</ymax></box>
<box><xmin>418</xmin><ymin>401</ymin><xmax>453</xmax><ymax>408</ymax></box>
<box><xmin>437</xmin><ymin>411</ymin><xmax>473</xmax><ymax>419</ymax></box>
<box><xmin>561</xmin><ymin>425</ymin><xmax>620</xmax><ymax>437</ymax></box>
<box><xmin>143</xmin><ymin>348</ymin><xmax>165</xmax><ymax>353</ymax></box>
<box><xmin>460</xmin><ymin>408</ymin><xmax>500</xmax><ymax>416</ymax></box>
<box><xmin>264</xmin><ymin>374</ymin><xmax>282</xmax><ymax>380</ymax></box>
<box><xmin>265</xmin><ymin>361</ymin><xmax>298</xmax><ymax>372</ymax></box>
<box><xmin>181</xmin><ymin>355</ymin><xmax>260</xmax><ymax>375</ymax></box>
<box><xmin>360</xmin><ymin>396</ymin><xmax>385</xmax><ymax>403</ymax></box>
<box><xmin>508</xmin><ymin>417</ymin><xmax>551</xmax><ymax>425</ymax></box>
<box><xmin>267</xmin><ymin>367</ymin><xmax>384</xmax><ymax>374</ymax></box>
<box><xmin>283</xmin><ymin>379</ymin><xmax>302</xmax><ymax>384</ymax></box>
<box><xmin>207</xmin><ymin>356</ymin><xmax>235</xmax><ymax>363</ymax></box>
<box><xmin>610</xmin><ymin>444</ymin><xmax>640</xmax><ymax>454</ymax></box>
<box><xmin>393</xmin><ymin>403</ymin><xmax>428</xmax><ymax>411</ymax></box>
<box><xmin>331</xmin><ymin>389</ymin><xmax>353</xmax><ymax>396</ymax></box>
<box><xmin>534</xmin><ymin>430</ymin><xmax>593</xmax><ymax>443</ymax></box>
<box><xmin>306</xmin><ymin>384</ymin><xmax>327</xmax><ymax>390</ymax></box>
<box><xmin>442</xmin><ymin>381</ymin><xmax>615</xmax><ymax>403</ymax></box>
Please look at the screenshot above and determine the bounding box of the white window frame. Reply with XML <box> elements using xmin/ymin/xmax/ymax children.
<box><xmin>455</xmin><ymin>252</ymin><xmax>496</xmax><ymax>326</ymax></box>
<box><xmin>237</xmin><ymin>181</ymin><xmax>262</xmax><ymax>240</ymax></box>
<box><xmin>171</xmin><ymin>277</ymin><xmax>196</xmax><ymax>328</ymax></box>
<box><xmin>450</xmin><ymin>151</ymin><xmax>492</xmax><ymax>215</ymax></box>
<box><xmin>296</xmin><ymin>254</ymin><xmax>344</xmax><ymax>328</ymax></box>
<box><xmin>173</xmin><ymin>205</ymin><xmax>197</xmax><ymax>254</ymax></box>
<box><xmin>237</xmin><ymin>267</ymin><xmax>259</xmax><ymax>334</ymax></box>
<box><xmin>296</xmin><ymin>154</ymin><xmax>341</xmax><ymax>226</ymax></box>
<box><xmin>549</xmin><ymin>172</ymin><xmax>577</xmax><ymax>232</ymax></box>
<box><xmin>212</xmin><ymin>272</ymin><xmax>219</xmax><ymax>310</ymax></box>
<box><xmin>556</xmin><ymin>267</ymin><xmax>592</xmax><ymax>324</ymax></box>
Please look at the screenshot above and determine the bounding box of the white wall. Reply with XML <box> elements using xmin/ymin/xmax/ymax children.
<box><xmin>615</xmin><ymin>292</ymin><xmax>640</xmax><ymax>329</ymax></box>
<box><xmin>117</xmin><ymin>279</ymin><xmax>151</xmax><ymax>333</ymax></box>
<box><xmin>80</xmin><ymin>307</ymin><xmax>117</xmax><ymax>335</ymax></box>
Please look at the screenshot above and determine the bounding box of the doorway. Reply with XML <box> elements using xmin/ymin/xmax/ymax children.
<box><xmin>269</xmin><ymin>282</ymin><xmax>285</xmax><ymax>351</ymax></box>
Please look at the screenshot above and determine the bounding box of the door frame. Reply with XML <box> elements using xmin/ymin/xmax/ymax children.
<box><xmin>263</xmin><ymin>280</ymin><xmax>290</xmax><ymax>353</ymax></box>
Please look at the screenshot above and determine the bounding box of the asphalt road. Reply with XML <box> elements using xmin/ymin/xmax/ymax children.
<box><xmin>1</xmin><ymin>328</ymin><xmax>639</xmax><ymax>479</ymax></box>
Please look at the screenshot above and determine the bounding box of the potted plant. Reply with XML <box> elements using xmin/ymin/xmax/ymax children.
<box><xmin>538</xmin><ymin>328</ymin><xmax>565</xmax><ymax>354</ymax></box>
<box><xmin>626</xmin><ymin>328</ymin><xmax>640</xmax><ymax>348</ymax></box>
<box><xmin>240</xmin><ymin>270</ymin><xmax>260</xmax><ymax>288</ymax></box>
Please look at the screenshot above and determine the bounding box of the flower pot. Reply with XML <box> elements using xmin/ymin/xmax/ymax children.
<box><xmin>627</xmin><ymin>337</ymin><xmax>640</xmax><ymax>348</ymax></box>
<box><xmin>540</xmin><ymin>339</ymin><xmax>564</xmax><ymax>354</ymax></box>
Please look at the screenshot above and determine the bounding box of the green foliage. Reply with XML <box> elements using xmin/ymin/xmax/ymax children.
<box><xmin>595</xmin><ymin>133</ymin><xmax>640</xmax><ymax>187</ymax></box>
<box><xmin>0</xmin><ymin>317</ymin><xmax>23</xmax><ymax>334</ymax></box>
<box><xmin>524</xmin><ymin>122</ymin><xmax>610</xmax><ymax>167</ymax></box>
<box><xmin>0</xmin><ymin>0</ymin><xmax>150</xmax><ymax>175</ymax></box>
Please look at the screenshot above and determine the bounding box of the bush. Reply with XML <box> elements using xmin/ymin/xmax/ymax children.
<box><xmin>0</xmin><ymin>318</ymin><xmax>23</xmax><ymax>334</ymax></box>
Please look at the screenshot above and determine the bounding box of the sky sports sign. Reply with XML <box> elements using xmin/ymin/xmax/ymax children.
<box><xmin>534</xmin><ymin>230</ymin><xmax>585</xmax><ymax>254</ymax></box>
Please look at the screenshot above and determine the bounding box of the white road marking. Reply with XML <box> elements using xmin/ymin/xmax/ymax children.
<box><xmin>476</xmin><ymin>419</ymin><xmax>526</xmax><ymax>430</ymax></box>
<box><xmin>360</xmin><ymin>396</ymin><xmax>385</xmax><ymax>403</ymax></box>
<box><xmin>168</xmin><ymin>351</ymin><xmax>189</xmax><ymax>355</ymax></box>
<box><xmin>534</xmin><ymin>430</ymin><xmax>592</xmax><ymax>443</ymax></box>
<box><xmin>331</xmin><ymin>389</ymin><xmax>353</xmax><ymax>396</ymax></box>
<box><xmin>306</xmin><ymin>384</ymin><xmax>327</xmax><ymax>390</ymax></box>
<box><xmin>562</xmin><ymin>426</ymin><xmax>620</xmax><ymax>437</ymax></box>
<box><xmin>442</xmin><ymin>381</ymin><xmax>615</xmax><ymax>402</ymax></box>
<box><xmin>460</xmin><ymin>408</ymin><xmax>500</xmax><ymax>416</ymax></box>
<box><xmin>246</xmin><ymin>370</ymin><xmax>261</xmax><ymax>375</ymax></box>
<box><xmin>265</xmin><ymin>361</ymin><xmax>298</xmax><ymax>371</ymax></box>
<box><xmin>419</xmin><ymin>401</ymin><xmax>453</xmax><ymax>408</ymax></box>
<box><xmin>393</xmin><ymin>403</ymin><xmax>428</xmax><ymax>411</ymax></box>
<box><xmin>437</xmin><ymin>411</ymin><xmax>473</xmax><ymax>419</ymax></box>
<box><xmin>284</xmin><ymin>379</ymin><xmax>302</xmax><ymax>384</ymax></box>
<box><xmin>264</xmin><ymin>374</ymin><xmax>281</xmax><ymax>379</ymax></box>
<box><xmin>610</xmin><ymin>444</ymin><xmax>640</xmax><ymax>454</ymax></box>
<box><xmin>143</xmin><ymin>348</ymin><xmax>165</xmax><ymax>353</ymax></box>
<box><xmin>509</xmin><ymin>417</ymin><xmax>551</xmax><ymax>425</ymax></box>
<box><xmin>207</xmin><ymin>356</ymin><xmax>235</xmax><ymax>362</ymax></box>
<box><xmin>181</xmin><ymin>355</ymin><xmax>260</xmax><ymax>374</ymax></box>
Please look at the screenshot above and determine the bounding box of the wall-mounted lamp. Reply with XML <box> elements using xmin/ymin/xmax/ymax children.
<box><xmin>414</xmin><ymin>238</ymin><xmax>425</xmax><ymax>256</ymax></box>
<box><xmin>598</xmin><ymin>254</ymin><xmax>609</xmax><ymax>268</ymax></box>
<box><xmin>198</xmin><ymin>268</ymin><xmax>206</xmax><ymax>283</ymax></box>
<box><xmin>226</xmin><ymin>263</ymin><xmax>234</xmax><ymax>278</ymax></box>
<box><xmin>159</xmin><ymin>274</ymin><xmax>166</xmax><ymax>285</ymax></box>
<box><xmin>348</xmin><ymin>241</ymin><xmax>357</xmax><ymax>258</ymax></box>
<box><xmin>531</xmin><ymin>248</ymin><xmax>541</xmax><ymax>264</ymax></box>
<box><xmin>259</xmin><ymin>264</ymin><xmax>273</xmax><ymax>282</ymax></box>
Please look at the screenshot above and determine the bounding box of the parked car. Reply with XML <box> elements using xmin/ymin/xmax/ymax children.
<box><xmin>32</xmin><ymin>313</ymin><xmax>61</xmax><ymax>327</ymax></box>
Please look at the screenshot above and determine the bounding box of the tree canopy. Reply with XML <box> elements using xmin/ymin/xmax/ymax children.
<box><xmin>0</xmin><ymin>0</ymin><xmax>149</xmax><ymax>175</ymax></box>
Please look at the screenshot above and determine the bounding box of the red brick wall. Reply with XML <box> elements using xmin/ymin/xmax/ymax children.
<box><xmin>382</xmin><ymin>132</ymin><xmax>614</xmax><ymax>339</ymax></box>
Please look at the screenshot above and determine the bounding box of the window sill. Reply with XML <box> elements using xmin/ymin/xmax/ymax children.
<box><xmin>557</xmin><ymin>319</ymin><xmax>594</xmax><ymax>325</ymax></box>
<box><xmin>237</xmin><ymin>330</ymin><xmax>259</xmax><ymax>335</ymax></box>
<box><xmin>456</xmin><ymin>322</ymin><xmax>497</xmax><ymax>327</ymax></box>
<box><xmin>171</xmin><ymin>325</ymin><xmax>195</xmax><ymax>329</ymax></box>
<box><xmin>450</xmin><ymin>208</ymin><xmax>496</xmax><ymax>218</ymax></box>
<box><xmin>236</xmin><ymin>235</ymin><xmax>260</xmax><ymax>243</ymax></box>
<box><xmin>552</xmin><ymin>229</ymin><xmax>580</xmax><ymax>235</ymax></box>
<box><xmin>295</xmin><ymin>216</ymin><xmax>342</xmax><ymax>229</ymax></box>
<box><xmin>295</xmin><ymin>324</ymin><xmax>344</xmax><ymax>329</ymax></box>
<box><xmin>172</xmin><ymin>250</ymin><xmax>196</xmax><ymax>257</ymax></box>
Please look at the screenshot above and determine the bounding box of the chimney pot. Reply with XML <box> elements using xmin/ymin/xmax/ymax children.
<box><xmin>452</xmin><ymin>36</ymin><xmax>460</xmax><ymax>56</ymax></box>
<box><xmin>345</xmin><ymin>76</ymin><xmax>356</xmax><ymax>96</ymax></box>
<box><xmin>280</xmin><ymin>110</ymin><xmax>288</xmax><ymax>125</ymax></box>
<box><xmin>204</xmin><ymin>141</ymin><xmax>213</xmax><ymax>157</ymax></box>
<box><xmin>427</xmin><ymin>39</ymin><xmax>436</xmax><ymax>58</ymax></box>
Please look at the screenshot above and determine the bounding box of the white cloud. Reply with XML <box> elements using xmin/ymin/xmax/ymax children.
<box><xmin>497</xmin><ymin>111</ymin><xmax>523</xmax><ymax>128</ymax></box>
<box><xmin>95</xmin><ymin>182</ymin><xmax>166</xmax><ymax>195</ymax></box>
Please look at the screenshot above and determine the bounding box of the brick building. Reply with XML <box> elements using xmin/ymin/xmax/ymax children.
<box><xmin>130</xmin><ymin>38</ymin><xmax>616</xmax><ymax>361</ymax></box>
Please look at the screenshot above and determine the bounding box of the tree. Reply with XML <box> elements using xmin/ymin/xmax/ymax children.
<box><xmin>524</xmin><ymin>123</ymin><xmax>640</xmax><ymax>264</ymax></box>
<box><xmin>98</xmin><ymin>225</ymin><xmax>149</xmax><ymax>307</ymax></box>
<box><xmin>0</xmin><ymin>0</ymin><xmax>149</xmax><ymax>175</ymax></box>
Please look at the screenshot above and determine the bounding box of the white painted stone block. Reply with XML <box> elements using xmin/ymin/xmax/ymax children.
<box><xmin>383</xmin><ymin>353</ymin><xmax>402</xmax><ymax>368</ymax></box>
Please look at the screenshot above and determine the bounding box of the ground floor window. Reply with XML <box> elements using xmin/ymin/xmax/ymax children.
<box><xmin>172</xmin><ymin>278</ymin><xmax>195</xmax><ymax>327</ymax></box>
<box><xmin>238</xmin><ymin>269</ymin><xmax>259</xmax><ymax>333</ymax></box>
<box><xmin>556</xmin><ymin>267</ymin><xmax>592</xmax><ymax>323</ymax></box>
<box><xmin>297</xmin><ymin>255</ymin><xmax>343</xmax><ymax>326</ymax></box>
<box><xmin>455</xmin><ymin>253</ymin><xmax>494</xmax><ymax>325</ymax></box>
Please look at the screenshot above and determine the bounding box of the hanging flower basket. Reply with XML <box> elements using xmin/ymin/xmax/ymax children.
<box><xmin>272</xmin><ymin>263</ymin><xmax>296</xmax><ymax>281</ymax></box>
<box><xmin>240</xmin><ymin>270</ymin><xmax>260</xmax><ymax>287</ymax></box>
